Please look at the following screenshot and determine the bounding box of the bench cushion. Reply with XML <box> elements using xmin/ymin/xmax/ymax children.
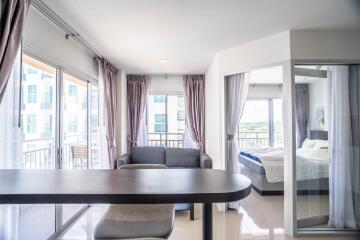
<box><xmin>165</xmin><ymin>148</ymin><xmax>200</xmax><ymax>168</ymax></box>
<box><xmin>131</xmin><ymin>146</ymin><xmax>166</xmax><ymax>165</ymax></box>
<box><xmin>94</xmin><ymin>204</ymin><xmax>175</xmax><ymax>239</ymax></box>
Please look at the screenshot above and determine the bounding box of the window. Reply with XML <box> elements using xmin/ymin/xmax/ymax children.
<box><xmin>68</xmin><ymin>115</ymin><xmax>78</xmax><ymax>133</ymax></box>
<box><xmin>41</xmin><ymin>73</ymin><xmax>52</xmax><ymax>80</ymax></box>
<box><xmin>177</xmin><ymin>110</ymin><xmax>185</xmax><ymax>121</ymax></box>
<box><xmin>27</xmin><ymin>114</ymin><xmax>37</xmax><ymax>133</ymax></box>
<box><xmin>27</xmin><ymin>67</ymin><xmax>37</xmax><ymax>75</ymax></box>
<box><xmin>155</xmin><ymin>114</ymin><xmax>166</xmax><ymax>132</ymax></box>
<box><xmin>27</xmin><ymin>85</ymin><xmax>37</xmax><ymax>103</ymax></box>
<box><xmin>154</xmin><ymin>95</ymin><xmax>166</xmax><ymax>103</ymax></box>
<box><xmin>41</xmin><ymin>87</ymin><xmax>53</xmax><ymax>109</ymax></box>
<box><xmin>236</xmin><ymin>99</ymin><xmax>283</xmax><ymax>149</ymax></box>
<box><xmin>68</xmin><ymin>85</ymin><xmax>77</xmax><ymax>96</ymax></box>
<box><xmin>42</xmin><ymin>115</ymin><xmax>53</xmax><ymax>138</ymax></box>
<box><xmin>273</xmin><ymin>99</ymin><xmax>283</xmax><ymax>147</ymax></box>
<box><xmin>147</xmin><ymin>94</ymin><xmax>186</xmax><ymax>147</ymax></box>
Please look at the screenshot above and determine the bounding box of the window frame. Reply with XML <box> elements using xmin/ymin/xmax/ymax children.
<box><xmin>237</xmin><ymin>97</ymin><xmax>283</xmax><ymax>149</ymax></box>
<box><xmin>147</xmin><ymin>92</ymin><xmax>185</xmax><ymax>147</ymax></box>
<box><xmin>20</xmin><ymin>50</ymin><xmax>96</xmax><ymax>236</ymax></box>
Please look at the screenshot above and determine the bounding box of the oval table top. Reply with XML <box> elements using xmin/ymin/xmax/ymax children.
<box><xmin>0</xmin><ymin>169</ymin><xmax>251</xmax><ymax>204</ymax></box>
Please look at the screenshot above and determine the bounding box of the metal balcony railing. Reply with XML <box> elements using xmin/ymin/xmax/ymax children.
<box><xmin>147</xmin><ymin>132</ymin><xmax>184</xmax><ymax>148</ymax></box>
<box><xmin>21</xmin><ymin>138</ymin><xmax>100</xmax><ymax>169</ymax></box>
<box><xmin>235</xmin><ymin>131</ymin><xmax>283</xmax><ymax>149</ymax></box>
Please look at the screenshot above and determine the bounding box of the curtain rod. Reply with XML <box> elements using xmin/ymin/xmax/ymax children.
<box><xmin>31</xmin><ymin>0</ymin><xmax>103</xmax><ymax>59</ymax></box>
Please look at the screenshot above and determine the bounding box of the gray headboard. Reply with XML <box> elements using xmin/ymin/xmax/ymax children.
<box><xmin>309</xmin><ymin>130</ymin><xmax>328</xmax><ymax>140</ymax></box>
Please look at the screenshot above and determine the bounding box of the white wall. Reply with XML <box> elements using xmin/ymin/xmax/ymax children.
<box><xmin>148</xmin><ymin>75</ymin><xmax>183</xmax><ymax>93</ymax></box>
<box><xmin>247</xmin><ymin>84</ymin><xmax>282</xmax><ymax>99</ymax></box>
<box><xmin>290</xmin><ymin>30</ymin><xmax>360</xmax><ymax>61</ymax></box>
<box><xmin>218</xmin><ymin>31</ymin><xmax>291</xmax><ymax>75</ymax></box>
<box><xmin>205</xmin><ymin>31</ymin><xmax>292</xmax><ymax>214</ymax></box>
<box><xmin>205</xmin><ymin>56</ymin><xmax>222</xmax><ymax>170</ymax></box>
<box><xmin>205</xmin><ymin>31</ymin><xmax>291</xmax><ymax>173</ymax></box>
<box><xmin>23</xmin><ymin>7</ymin><xmax>97</xmax><ymax>81</ymax></box>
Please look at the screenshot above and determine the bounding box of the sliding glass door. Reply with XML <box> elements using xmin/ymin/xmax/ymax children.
<box><xmin>60</xmin><ymin>73</ymin><xmax>89</xmax><ymax>226</ymax></box>
<box><xmin>19</xmin><ymin>54</ymin><xmax>57</xmax><ymax>239</ymax></box>
<box><xmin>0</xmin><ymin>53</ymin><xmax>98</xmax><ymax>239</ymax></box>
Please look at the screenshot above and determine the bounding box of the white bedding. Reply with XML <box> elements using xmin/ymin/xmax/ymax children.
<box><xmin>246</xmin><ymin>146</ymin><xmax>329</xmax><ymax>183</ymax></box>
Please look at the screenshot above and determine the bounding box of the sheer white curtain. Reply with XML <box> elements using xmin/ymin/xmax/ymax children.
<box><xmin>183</xmin><ymin>127</ymin><xmax>197</xmax><ymax>149</ymax></box>
<box><xmin>225</xmin><ymin>72</ymin><xmax>249</xmax><ymax>210</ymax></box>
<box><xmin>137</xmin><ymin>106</ymin><xmax>148</xmax><ymax>146</ymax></box>
<box><xmin>328</xmin><ymin>66</ymin><xmax>356</xmax><ymax>229</ymax></box>
<box><xmin>97</xmin><ymin>60</ymin><xmax>110</xmax><ymax>169</ymax></box>
<box><xmin>0</xmin><ymin>50</ymin><xmax>21</xmax><ymax>240</ymax></box>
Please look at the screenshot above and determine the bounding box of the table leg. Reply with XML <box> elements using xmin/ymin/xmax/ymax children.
<box><xmin>202</xmin><ymin>203</ymin><xmax>212</xmax><ymax>240</ymax></box>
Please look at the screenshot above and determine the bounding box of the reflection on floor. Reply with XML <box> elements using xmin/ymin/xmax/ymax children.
<box><xmin>58</xmin><ymin>191</ymin><xmax>358</xmax><ymax>240</ymax></box>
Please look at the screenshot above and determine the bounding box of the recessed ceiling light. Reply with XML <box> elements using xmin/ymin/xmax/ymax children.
<box><xmin>160</xmin><ymin>59</ymin><xmax>168</xmax><ymax>63</ymax></box>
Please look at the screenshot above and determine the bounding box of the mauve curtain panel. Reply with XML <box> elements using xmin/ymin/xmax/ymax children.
<box><xmin>127</xmin><ymin>74</ymin><xmax>149</xmax><ymax>148</ymax></box>
<box><xmin>225</xmin><ymin>73</ymin><xmax>249</xmax><ymax>209</ymax></box>
<box><xmin>0</xmin><ymin>0</ymin><xmax>31</xmax><ymax>103</ymax></box>
<box><xmin>183</xmin><ymin>74</ymin><xmax>205</xmax><ymax>152</ymax></box>
<box><xmin>101</xmin><ymin>59</ymin><xmax>118</xmax><ymax>168</ymax></box>
<box><xmin>295</xmin><ymin>84</ymin><xmax>309</xmax><ymax>148</ymax></box>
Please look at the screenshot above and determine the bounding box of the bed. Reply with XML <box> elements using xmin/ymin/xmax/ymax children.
<box><xmin>238</xmin><ymin>130</ymin><xmax>329</xmax><ymax>195</ymax></box>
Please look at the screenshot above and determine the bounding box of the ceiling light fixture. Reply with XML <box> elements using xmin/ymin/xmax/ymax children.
<box><xmin>160</xmin><ymin>58</ymin><xmax>168</xmax><ymax>63</ymax></box>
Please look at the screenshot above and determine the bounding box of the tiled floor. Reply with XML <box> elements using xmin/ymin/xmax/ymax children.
<box><xmin>58</xmin><ymin>192</ymin><xmax>358</xmax><ymax>240</ymax></box>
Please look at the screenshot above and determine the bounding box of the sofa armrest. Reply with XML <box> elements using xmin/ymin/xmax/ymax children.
<box><xmin>200</xmin><ymin>153</ymin><xmax>212</xmax><ymax>169</ymax></box>
<box><xmin>116</xmin><ymin>153</ymin><xmax>131</xmax><ymax>169</ymax></box>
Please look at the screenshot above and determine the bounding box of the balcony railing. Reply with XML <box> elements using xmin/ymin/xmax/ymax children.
<box><xmin>21</xmin><ymin>131</ymin><xmax>283</xmax><ymax>168</ymax></box>
<box><xmin>21</xmin><ymin>138</ymin><xmax>100</xmax><ymax>169</ymax></box>
<box><xmin>235</xmin><ymin>131</ymin><xmax>283</xmax><ymax>149</ymax></box>
<box><xmin>147</xmin><ymin>132</ymin><xmax>184</xmax><ymax>148</ymax></box>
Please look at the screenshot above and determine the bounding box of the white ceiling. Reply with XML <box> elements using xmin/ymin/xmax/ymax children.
<box><xmin>43</xmin><ymin>0</ymin><xmax>360</xmax><ymax>74</ymax></box>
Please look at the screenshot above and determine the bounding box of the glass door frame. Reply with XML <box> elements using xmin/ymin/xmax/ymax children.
<box><xmin>291</xmin><ymin>59</ymin><xmax>360</xmax><ymax>237</ymax></box>
<box><xmin>22</xmin><ymin>49</ymin><xmax>92</xmax><ymax>238</ymax></box>
<box><xmin>57</xmin><ymin>71</ymin><xmax>91</xmax><ymax>233</ymax></box>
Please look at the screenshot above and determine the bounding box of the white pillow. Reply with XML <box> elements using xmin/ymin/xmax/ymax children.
<box><xmin>302</xmin><ymin>138</ymin><xmax>316</xmax><ymax>148</ymax></box>
<box><xmin>313</xmin><ymin>140</ymin><xmax>329</xmax><ymax>149</ymax></box>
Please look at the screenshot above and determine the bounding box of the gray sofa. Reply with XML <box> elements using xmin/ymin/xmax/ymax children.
<box><xmin>116</xmin><ymin>146</ymin><xmax>212</xmax><ymax>220</ymax></box>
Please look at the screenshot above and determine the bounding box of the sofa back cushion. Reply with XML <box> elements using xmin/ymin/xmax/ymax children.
<box><xmin>166</xmin><ymin>148</ymin><xmax>200</xmax><ymax>168</ymax></box>
<box><xmin>131</xmin><ymin>146</ymin><xmax>166</xmax><ymax>165</ymax></box>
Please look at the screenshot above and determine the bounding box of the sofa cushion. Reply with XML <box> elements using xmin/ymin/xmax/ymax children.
<box><xmin>131</xmin><ymin>146</ymin><xmax>166</xmax><ymax>165</ymax></box>
<box><xmin>165</xmin><ymin>148</ymin><xmax>200</xmax><ymax>168</ymax></box>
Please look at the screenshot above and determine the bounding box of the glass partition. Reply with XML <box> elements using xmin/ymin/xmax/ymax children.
<box><xmin>294</xmin><ymin>64</ymin><xmax>360</xmax><ymax>233</ymax></box>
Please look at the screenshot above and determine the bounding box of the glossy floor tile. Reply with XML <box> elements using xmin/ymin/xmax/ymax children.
<box><xmin>58</xmin><ymin>191</ymin><xmax>358</xmax><ymax>240</ymax></box>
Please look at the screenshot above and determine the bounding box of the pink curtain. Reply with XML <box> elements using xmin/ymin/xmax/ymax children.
<box><xmin>0</xmin><ymin>0</ymin><xmax>31</xmax><ymax>103</ymax></box>
<box><xmin>183</xmin><ymin>75</ymin><xmax>205</xmax><ymax>152</ymax></box>
<box><xmin>101</xmin><ymin>59</ymin><xmax>118</xmax><ymax>168</ymax></box>
<box><xmin>127</xmin><ymin>74</ymin><xmax>149</xmax><ymax>148</ymax></box>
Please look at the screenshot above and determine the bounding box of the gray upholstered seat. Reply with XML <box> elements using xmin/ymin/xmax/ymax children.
<box><xmin>94</xmin><ymin>164</ymin><xmax>175</xmax><ymax>240</ymax></box>
<box><xmin>94</xmin><ymin>204</ymin><xmax>175</xmax><ymax>240</ymax></box>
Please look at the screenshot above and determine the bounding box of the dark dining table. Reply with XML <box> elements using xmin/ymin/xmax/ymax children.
<box><xmin>0</xmin><ymin>169</ymin><xmax>251</xmax><ymax>240</ymax></box>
